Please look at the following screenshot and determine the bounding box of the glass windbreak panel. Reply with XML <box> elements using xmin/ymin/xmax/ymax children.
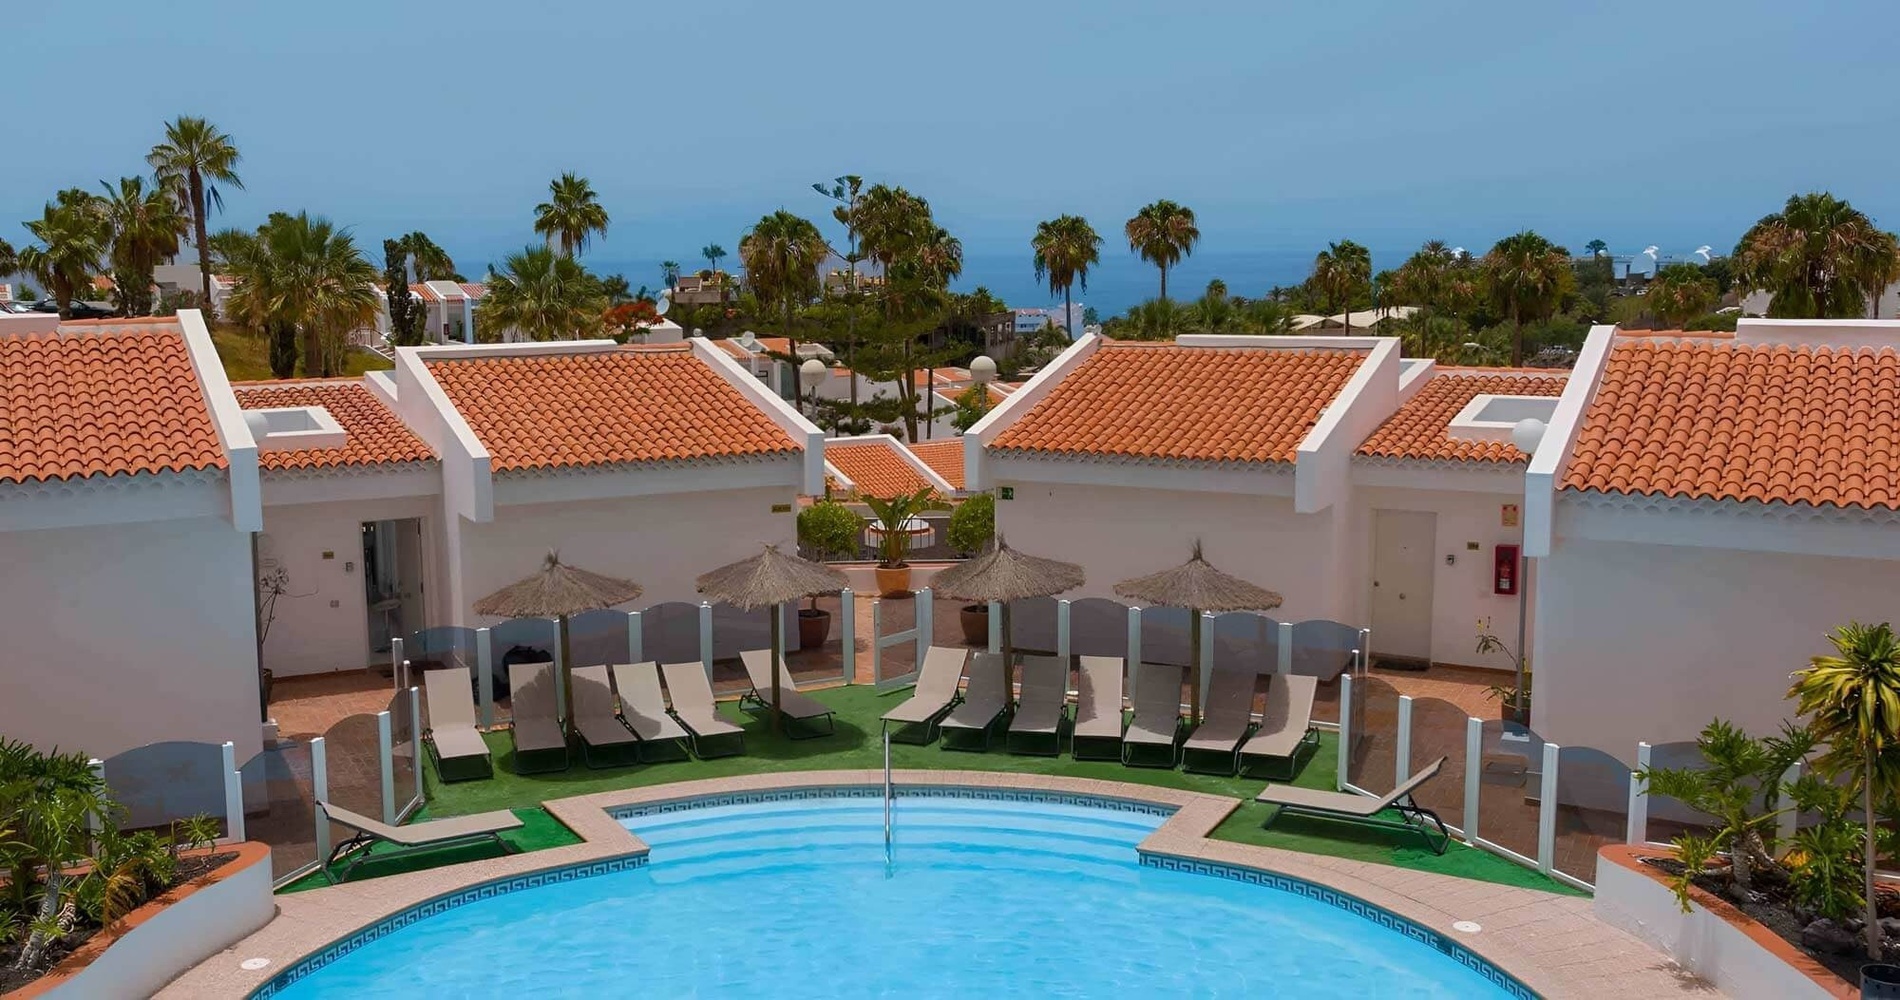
<box><xmin>102</xmin><ymin>741</ymin><xmax>229</xmax><ymax>837</ymax></box>
<box><xmin>1347</xmin><ymin>676</ymin><xmax>1401</xmax><ymax>793</ymax></box>
<box><xmin>642</xmin><ymin>602</ymin><xmax>703</xmax><ymax>666</ymax></box>
<box><xmin>1139</xmin><ymin>607</ymin><xmax>1191</xmax><ymax>668</ymax></box>
<box><xmin>787</xmin><ymin>593</ymin><xmax>850</xmax><ymax>686</ymax></box>
<box><xmin>1645</xmin><ymin>741</ymin><xmax>1719</xmax><ymax>846</ymax></box>
<box><xmin>1070</xmin><ymin>598</ymin><xmax>1130</xmax><ymax>660</ymax></box>
<box><xmin>568</xmin><ymin>609</ymin><xmax>630</xmax><ymax>668</ymax></box>
<box><xmin>492</xmin><ymin>617</ymin><xmax>557</xmax><ymax>667</ymax></box>
<box><xmin>1475</xmin><ymin>719</ymin><xmax>1545</xmax><ymax>863</ymax></box>
<box><xmin>405</xmin><ymin>626</ymin><xmax>477</xmax><ymax>681</ymax></box>
<box><xmin>387</xmin><ymin>689</ymin><xmax>418</xmax><ymax>815</ymax></box>
<box><xmin>1290</xmin><ymin>620</ymin><xmax>1359</xmax><ymax>683</ymax></box>
<box><xmin>320</xmin><ymin>712</ymin><xmax>385</xmax><ymax>844</ymax></box>
<box><xmin>710</xmin><ymin>603</ymin><xmax>772</xmax><ymax>692</ymax></box>
<box><xmin>874</xmin><ymin>595</ymin><xmax>918</xmax><ymax>687</ymax></box>
<box><xmin>929</xmin><ymin>590</ymin><xmax>973</xmax><ymax>654</ymax></box>
<box><xmin>1211</xmin><ymin>612</ymin><xmax>1279</xmax><ymax>676</ymax></box>
<box><xmin>1009</xmin><ymin>596</ymin><xmax>1059</xmax><ymax>656</ymax></box>
<box><xmin>1554</xmin><ymin>746</ymin><xmax>1632</xmax><ymax>885</ymax></box>
<box><xmin>239</xmin><ymin>742</ymin><xmax>316</xmax><ymax>880</ymax></box>
<box><xmin>1407</xmin><ymin>697</ymin><xmax>1471</xmax><ymax>834</ymax></box>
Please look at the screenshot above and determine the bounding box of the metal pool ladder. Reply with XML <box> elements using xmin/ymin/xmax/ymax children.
<box><xmin>882</xmin><ymin>729</ymin><xmax>893</xmax><ymax>851</ymax></box>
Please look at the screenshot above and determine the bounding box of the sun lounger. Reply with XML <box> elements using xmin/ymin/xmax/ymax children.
<box><xmin>1237</xmin><ymin>674</ymin><xmax>1320</xmax><ymax>779</ymax></box>
<box><xmin>507</xmin><ymin>661</ymin><xmax>569</xmax><ymax>773</ymax></box>
<box><xmin>1071</xmin><ymin>655</ymin><xmax>1126</xmax><ymax>761</ymax></box>
<box><xmin>881</xmin><ymin>645</ymin><xmax>970</xmax><ymax>744</ymax></box>
<box><xmin>422</xmin><ymin>668</ymin><xmax>493</xmax><ymax>782</ymax></box>
<box><xmin>609</xmin><ymin>662</ymin><xmax>692</xmax><ymax>762</ymax></box>
<box><xmin>1256</xmin><ymin>755</ymin><xmax>1452</xmax><ymax>854</ymax></box>
<box><xmin>1180</xmin><ymin>668</ymin><xmax>1261</xmax><ymax>776</ymax></box>
<box><xmin>1006</xmin><ymin>655</ymin><xmax>1069</xmax><ymax>756</ymax></box>
<box><xmin>659</xmin><ymin>661</ymin><xmax>746</xmax><ymax>759</ymax></box>
<box><xmin>739</xmin><ymin>649</ymin><xmax>836</xmax><ymax>738</ymax></box>
<box><xmin>568</xmin><ymin>664</ymin><xmax>640</xmax><ymax>768</ymax></box>
<box><xmin>319</xmin><ymin>800</ymin><xmax>521</xmax><ymax>883</ymax></box>
<box><xmin>1121</xmin><ymin>662</ymin><xmax>1187</xmax><ymax>768</ymax></box>
<box><xmin>940</xmin><ymin>652</ymin><xmax>1011</xmax><ymax>751</ymax></box>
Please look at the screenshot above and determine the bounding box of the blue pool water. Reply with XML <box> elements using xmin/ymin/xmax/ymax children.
<box><xmin>274</xmin><ymin>793</ymin><xmax>1517</xmax><ymax>998</ymax></box>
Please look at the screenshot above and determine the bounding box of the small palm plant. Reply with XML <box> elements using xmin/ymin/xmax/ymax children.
<box><xmin>862</xmin><ymin>488</ymin><xmax>948</xmax><ymax>570</ymax></box>
<box><xmin>1638</xmin><ymin>719</ymin><xmax>1812</xmax><ymax>906</ymax></box>
<box><xmin>1788</xmin><ymin>621</ymin><xmax>1900</xmax><ymax>958</ymax></box>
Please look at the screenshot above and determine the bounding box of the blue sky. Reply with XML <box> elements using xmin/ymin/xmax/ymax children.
<box><xmin>7</xmin><ymin>1</ymin><xmax>1898</xmax><ymax>299</ymax></box>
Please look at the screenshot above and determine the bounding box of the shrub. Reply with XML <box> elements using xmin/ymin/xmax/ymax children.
<box><xmin>797</xmin><ymin>500</ymin><xmax>861</xmax><ymax>561</ymax></box>
<box><xmin>946</xmin><ymin>494</ymin><xmax>995</xmax><ymax>554</ymax></box>
<box><xmin>1639</xmin><ymin>718</ymin><xmax>1812</xmax><ymax>906</ymax></box>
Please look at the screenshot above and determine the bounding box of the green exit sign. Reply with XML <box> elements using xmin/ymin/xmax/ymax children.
<box><xmin>999</xmin><ymin>487</ymin><xmax>1014</xmax><ymax>500</ymax></box>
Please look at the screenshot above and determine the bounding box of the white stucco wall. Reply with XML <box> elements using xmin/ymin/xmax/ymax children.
<box><xmin>1532</xmin><ymin>537</ymin><xmax>1900</xmax><ymax>755</ymax></box>
<box><xmin>258</xmin><ymin>497</ymin><xmax>436</xmax><ymax>677</ymax></box>
<box><xmin>0</xmin><ymin>516</ymin><xmax>260</xmax><ymax>759</ymax></box>
<box><xmin>1355</xmin><ymin>485</ymin><xmax>1530</xmax><ymax>671</ymax></box>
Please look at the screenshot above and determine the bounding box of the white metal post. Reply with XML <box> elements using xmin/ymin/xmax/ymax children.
<box><xmin>1395</xmin><ymin>695</ymin><xmax>1414</xmax><ymax>785</ymax></box>
<box><xmin>1057</xmin><ymin>600</ymin><xmax>1072</xmax><ymax>662</ymax></box>
<box><xmin>221</xmin><ymin>741</ymin><xmax>245</xmax><ymax>843</ymax></box>
<box><xmin>915</xmin><ymin>588</ymin><xmax>933</xmax><ymax>665</ymax></box>
<box><xmin>1198</xmin><ymin>612</ymin><xmax>1215</xmax><ymax>716</ymax></box>
<box><xmin>1776</xmin><ymin>761</ymin><xmax>1802</xmax><ymax>849</ymax></box>
<box><xmin>551</xmin><ymin>619</ymin><xmax>567</xmax><ymax>721</ymax></box>
<box><xmin>311</xmin><ymin>737</ymin><xmax>330</xmax><ymax>865</ymax></box>
<box><xmin>627</xmin><ymin>610</ymin><xmax>643</xmax><ymax>663</ymax></box>
<box><xmin>988</xmin><ymin>600</ymin><xmax>1002</xmax><ymax>653</ymax></box>
<box><xmin>1628</xmin><ymin>741</ymin><xmax>1652</xmax><ymax>844</ymax></box>
<box><xmin>1538</xmin><ymin>741</ymin><xmax>1560</xmax><ymax>875</ymax></box>
<box><xmin>777</xmin><ymin>602</ymin><xmax>789</xmax><ymax>660</ymax></box>
<box><xmin>390</xmin><ymin>636</ymin><xmax>405</xmax><ymax>689</ymax></box>
<box><xmin>1127</xmin><ymin>606</ymin><xmax>1142</xmax><ymax>698</ymax></box>
<box><xmin>698</xmin><ymin>602</ymin><xmax>715</xmax><ymax>676</ymax></box>
<box><xmin>871</xmin><ymin>597</ymin><xmax>884</xmax><ymax>681</ymax></box>
<box><xmin>1277</xmin><ymin>621</ymin><xmax>1294</xmax><ymax>675</ymax></box>
<box><xmin>1336</xmin><ymin>673</ymin><xmax>1354</xmax><ymax>791</ymax></box>
<box><xmin>840</xmin><ymin>588</ymin><xmax>855</xmax><ymax>685</ymax></box>
<box><xmin>476</xmin><ymin>627</ymin><xmax>495</xmax><ymax>728</ymax></box>
<box><xmin>409</xmin><ymin>686</ymin><xmax>424</xmax><ymax>805</ymax></box>
<box><xmin>377</xmin><ymin>710</ymin><xmax>396</xmax><ymax>825</ymax></box>
<box><xmin>86</xmin><ymin>758</ymin><xmax>105</xmax><ymax>839</ymax></box>
<box><xmin>1463</xmin><ymin>717</ymin><xmax>1483</xmax><ymax>842</ymax></box>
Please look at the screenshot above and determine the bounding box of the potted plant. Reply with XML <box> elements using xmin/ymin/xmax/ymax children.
<box><xmin>946</xmin><ymin>494</ymin><xmax>996</xmax><ymax>644</ymax></box>
<box><xmin>1475</xmin><ymin>619</ymin><xmax>1531</xmax><ymax>724</ymax></box>
<box><xmin>863</xmin><ymin>488</ymin><xmax>948</xmax><ymax>597</ymax></box>
<box><xmin>794</xmin><ymin>500</ymin><xmax>859</xmax><ymax>648</ymax></box>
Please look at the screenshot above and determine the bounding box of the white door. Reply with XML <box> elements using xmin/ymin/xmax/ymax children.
<box><xmin>1370</xmin><ymin>510</ymin><xmax>1436</xmax><ymax>662</ymax></box>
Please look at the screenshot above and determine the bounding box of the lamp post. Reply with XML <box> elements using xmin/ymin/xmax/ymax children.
<box><xmin>800</xmin><ymin>357</ymin><xmax>828</xmax><ymax>431</ymax></box>
<box><xmin>967</xmin><ymin>355</ymin><xmax>997</xmax><ymax>433</ymax></box>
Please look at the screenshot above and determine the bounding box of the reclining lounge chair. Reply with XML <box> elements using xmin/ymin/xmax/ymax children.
<box><xmin>319</xmin><ymin>800</ymin><xmax>521</xmax><ymax>883</ymax></box>
<box><xmin>1256</xmin><ymin>755</ymin><xmax>1452</xmax><ymax>854</ymax></box>
<box><xmin>1121</xmin><ymin>662</ymin><xmax>1187</xmax><ymax>768</ymax></box>
<box><xmin>881</xmin><ymin>646</ymin><xmax>969</xmax><ymax>744</ymax></box>
<box><xmin>1006</xmin><ymin>655</ymin><xmax>1069</xmax><ymax>756</ymax></box>
<box><xmin>507</xmin><ymin>661</ymin><xmax>569</xmax><ymax>774</ymax></box>
<box><xmin>610</xmin><ymin>662</ymin><xmax>693</xmax><ymax>762</ymax></box>
<box><xmin>570</xmin><ymin>664</ymin><xmax>641</xmax><ymax>768</ymax></box>
<box><xmin>1179</xmin><ymin>668</ymin><xmax>1261</xmax><ymax>776</ymax></box>
<box><xmin>939</xmin><ymin>652</ymin><xmax>1010</xmax><ymax>751</ymax></box>
<box><xmin>659</xmin><ymin>660</ymin><xmax>747</xmax><ymax>759</ymax></box>
<box><xmin>739</xmin><ymin>649</ymin><xmax>836</xmax><ymax>738</ymax></box>
<box><xmin>1070</xmin><ymin>655</ymin><xmax>1126</xmax><ymax>761</ymax></box>
<box><xmin>422</xmin><ymin>667</ymin><xmax>493</xmax><ymax>782</ymax></box>
<box><xmin>1236</xmin><ymin>674</ymin><xmax>1320</xmax><ymax>779</ymax></box>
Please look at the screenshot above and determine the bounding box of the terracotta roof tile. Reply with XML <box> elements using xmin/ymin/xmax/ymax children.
<box><xmin>233</xmin><ymin>380</ymin><xmax>435</xmax><ymax>471</ymax></box>
<box><xmin>826</xmin><ymin>439</ymin><xmax>934</xmax><ymax>497</ymax></box>
<box><xmin>426</xmin><ymin>347</ymin><xmax>799</xmax><ymax>473</ymax></box>
<box><xmin>1562</xmin><ymin>340</ymin><xmax>1900</xmax><ymax>510</ymax></box>
<box><xmin>0</xmin><ymin>324</ymin><xmax>226</xmax><ymax>483</ymax></box>
<box><xmin>989</xmin><ymin>343</ymin><xmax>1366</xmax><ymax>464</ymax></box>
<box><xmin>906</xmin><ymin>438</ymin><xmax>965</xmax><ymax>490</ymax></box>
<box><xmin>1359</xmin><ymin>370</ymin><xmax>1567</xmax><ymax>463</ymax></box>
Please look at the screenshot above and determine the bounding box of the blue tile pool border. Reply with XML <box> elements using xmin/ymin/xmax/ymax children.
<box><xmin>611</xmin><ymin>783</ymin><xmax>1179</xmax><ymax>820</ymax></box>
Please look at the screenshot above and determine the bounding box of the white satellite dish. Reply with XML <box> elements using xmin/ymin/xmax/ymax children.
<box><xmin>655</xmin><ymin>288</ymin><xmax>672</xmax><ymax>316</ymax></box>
<box><xmin>1693</xmin><ymin>245</ymin><xmax>1712</xmax><ymax>262</ymax></box>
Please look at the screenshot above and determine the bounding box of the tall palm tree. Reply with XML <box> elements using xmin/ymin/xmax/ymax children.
<box><xmin>399</xmin><ymin>232</ymin><xmax>457</xmax><ymax>282</ymax></box>
<box><xmin>18</xmin><ymin>196</ymin><xmax>109</xmax><ymax>318</ymax></box>
<box><xmin>1032</xmin><ymin>214</ymin><xmax>1102</xmax><ymax>336</ymax></box>
<box><xmin>1733</xmin><ymin>192</ymin><xmax>1896</xmax><ymax>319</ymax></box>
<box><xmin>740</xmin><ymin>211</ymin><xmax>830</xmax><ymax>400</ymax></box>
<box><xmin>1482</xmin><ymin>231</ymin><xmax>1574</xmax><ymax>366</ymax></box>
<box><xmin>477</xmin><ymin>245</ymin><xmax>607</xmax><ymax>342</ymax></box>
<box><xmin>1388</xmin><ymin>240</ymin><xmax>1457</xmax><ymax>353</ymax></box>
<box><xmin>0</xmin><ymin>236</ymin><xmax>17</xmax><ymax>279</ymax></box>
<box><xmin>660</xmin><ymin>260</ymin><xmax>681</xmax><ymax>289</ymax></box>
<box><xmin>98</xmin><ymin>176</ymin><xmax>186</xmax><ymax>316</ymax></box>
<box><xmin>1584</xmin><ymin>239</ymin><xmax>1608</xmax><ymax>258</ymax></box>
<box><xmin>857</xmin><ymin>185</ymin><xmax>929</xmax><ymax>289</ymax></box>
<box><xmin>1124</xmin><ymin>200</ymin><xmax>1199</xmax><ymax>300</ymax></box>
<box><xmin>532</xmin><ymin>172</ymin><xmax>609</xmax><ymax>258</ymax></box>
<box><xmin>224</xmin><ymin>212</ymin><xmax>379</xmax><ymax>377</ymax></box>
<box><xmin>146</xmin><ymin>116</ymin><xmax>243</xmax><ymax>310</ymax></box>
<box><xmin>1310</xmin><ymin>240</ymin><xmax>1372</xmax><ymax>329</ymax></box>
<box><xmin>701</xmin><ymin>243</ymin><xmax>726</xmax><ymax>274</ymax></box>
<box><xmin>1646</xmin><ymin>263</ymin><xmax>1719</xmax><ymax>328</ymax></box>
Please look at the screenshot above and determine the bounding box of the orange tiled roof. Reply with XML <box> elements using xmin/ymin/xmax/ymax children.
<box><xmin>988</xmin><ymin>343</ymin><xmax>1366</xmax><ymax>464</ymax></box>
<box><xmin>906</xmin><ymin>438</ymin><xmax>965</xmax><ymax>490</ymax></box>
<box><xmin>826</xmin><ymin>439</ymin><xmax>934</xmax><ymax>497</ymax></box>
<box><xmin>233</xmin><ymin>380</ymin><xmax>435</xmax><ymax>471</ymax></box>
<box><xmin>1358</xmin><ymin>370</ymin><xmax>1567</xmax><ymax>463</ymax></box>
<box><xmin>0</xmin><ymin>323</ymin><xmax>226</xmax><ymax>483</ymax></box>
<box><xmin>1562</xmin><ymin>340</ymin><xmax>1900</xmax><ymax>509</ymax></box>
<box><xmin>426</xmin><ymin>346</ymin><xmax>799</xmax><ymax>473</ymax></box>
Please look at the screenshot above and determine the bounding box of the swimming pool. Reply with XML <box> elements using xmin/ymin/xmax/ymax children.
<box><xmin>268</xmin><ymin>790</ymin><xmax>1526</xmax><ymax>998</ymax></box>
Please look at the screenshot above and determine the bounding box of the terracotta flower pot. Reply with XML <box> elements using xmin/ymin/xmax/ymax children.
<box><xmin>798</xmin><ymin>609</ymin><xmax>831</xmax><ymax>649</ymax></box>
<box><xmin>959</xmin><ymin>604</ymin><xmax>989</xmax><ymax>645</ymax></box>
<box><xmin>875</xmin><ymin>564</ymin><xmax>912</xmax><ymax>597</ymax></box>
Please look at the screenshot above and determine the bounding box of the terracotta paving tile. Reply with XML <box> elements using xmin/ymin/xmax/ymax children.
<box><xmin>1564</xmin><ymin>339</ymin><xmax>1900</xmax><ymax>509</ymax></box>
<box><xmin>1359</xmin><ymin>369</ymin><xmax>1567</xmax><ymax>463</ymax></box>
<box><xmin>825</xmin><ymin>438</ymin><xmax>934</xmax><ymax>497</ymax></box>
<box><xmin>905</xmin><ymin>438</ymin><xmax>965</xmax><ymax>490</ymax></box>
<box><xmin>0</xmin><ymin>322</ymin><xmax>225</xmax><ymax>483</ymax></box>
<box><xmin>989</xmin><ymin>342</ymin><xmax>1367</xmax><ymax>464</ymax></box>
<box><xmin>425</xmin><ymin>347</ymin><xmax>800</xmax><ymax>473</ymax></box>
<box><xmin>234</xmin><ymin>380</ymin><xmax>434</xmax><ymax>471</ymax></box>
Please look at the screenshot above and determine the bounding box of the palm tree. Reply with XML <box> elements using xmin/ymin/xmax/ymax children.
<box><xmin>0</xmin><ymin>236</ymin><xmax>16</xmax><ymax>279</ymax></box>
<box><xmin>146</xmin><ymin>116</ymin><xmax>243</xmax><ymax>311</ymax></box>
<box><xmin>857</xmin><ymin>185</ymin><xmax>929</xmax><ymax>287</ymax></box>
<box><xmin>18</xmin><ymin>196</ymin><xmax>109</xmax><ymax>319</ymax></box>
<box><xmin>740</xmin><ymin>211</ymin><xmax>829</xmax><ymax>400</ymax></box>
<box><xmin>1310</xmin><ymin>240</ymin><xmax>1372</xmax><ymax>329</ymax></box>
<box><xmin>532</xmin><ymin>172</ymin><xmax>609</xmax><ymax>258</ymax></box>
<box><xmin>399</xmin><ymin>232</ymin><xmax>457</xmax><ymax>282</ymax></box>
<box><xmin>1032</xmin><ymin>214</ymin><xmax>1102</xmax><ymax>337</ymax></box>
<box><xmin>1124</xmin><ymin>200</ymin><xmax>1199</xmax><ymax>300</ymax></box>
<box><xmin>1388</xmin><ymin>241</ymin><xmax>1457</xmax><ymax>353</ymax></box>
<box><xmin>477</xmin><ymin>246</ymin><xmax>607</xmax><ymax>342</ymax></box>
<box><xmin>702</xmin><ymin>243</ymin><xmax>726</xmax><ymax>274</ymax></box>
<box><xmin>1585</xmin><ymin>239</ymin><xmax>1608</xmax><ymax>258</ymax></box>
<box><xmin>660</xmin><ymin>260</ymin><xmax>681</xmax><ymax>289</ymax></box>
<box><xmin>1482</xmin><ymin>231</ymin><xmax>1574</xmax><ymax>366</ymax></box>
<box><xmin>223</xmin><ymin>213</ymin><xmax>379</xmax><ymax>377</ymax></box>
<box><xmin>98</xmin><ymin>177</ymin><xmax>186</xmax><ymax>316</ymax></box>
<box><xmin>599</xmin><ymin>273</ymin><xmax>633</xmax><ymax>305</ymax></box>
<box><xmin>1646</xmin><ymin>263</ymin><xmax>1719</xmax><ymax>328</ymax></box>
<box><xmin>1733</xmin><ymin>192</ymin><xmax>1897</xmax><ymax>319</ymax></box>
<box><xmin>1788</xmin><ymin>622</ymin><xmax>1900</xmax><ymax>959</ymax></box>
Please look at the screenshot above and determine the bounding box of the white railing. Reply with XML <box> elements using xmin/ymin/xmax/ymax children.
<box><xmin>882</xmin><ymin>729</ymin><xmax>893</xmax><ymax>849</ymax></box>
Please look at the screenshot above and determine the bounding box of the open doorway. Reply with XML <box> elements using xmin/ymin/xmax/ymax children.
<box><xmin>362</xmin><ymin>518</ymin><xmax>425</xmax><ymax>662</ymax></box>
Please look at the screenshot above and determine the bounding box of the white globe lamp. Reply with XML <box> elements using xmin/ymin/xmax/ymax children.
<box><xmin>970</xmin><ymin>355</ymin><xmax>997</xmax><ymax>384</ymax></box>
<box><xmin>1511</xmin><ymin>418</ymin><xmax>1547</xmax><ymax>456</ymax></box>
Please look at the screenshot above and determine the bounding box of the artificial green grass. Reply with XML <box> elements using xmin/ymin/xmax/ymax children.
<box><xmin>353</xmin><ymin>683</ymin><xmax>1581</xmax><ymax>898</ymax></box>
<box><xmin>280</xmin><ymin>806</ymin><xmax>580</xmax><ymax>893</ymax></box>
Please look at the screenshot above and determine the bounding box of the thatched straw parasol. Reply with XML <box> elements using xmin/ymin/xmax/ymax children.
<box><xmin>474</xmin><ymin>551</ymin><xmax>642</xmax><ymax>728</ymax></box>
<box><xmin>696</xmin><ymin>544</ymin><xmax>848</xmax><ymax>734</ymax></box>
<box><xmin>1114</xmin><ymin>540</ymin><xmax>1281</xmax><ymax>725</ymax></box>
<box><xmin>929</xmin><ymin>535</ymin><xmax>1084</xmax><ymax>690</ymax></box>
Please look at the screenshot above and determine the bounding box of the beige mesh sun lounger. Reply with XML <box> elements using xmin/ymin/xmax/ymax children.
<box><xmin>508</xmin><ymin>661</ymin><xmax>569</xmax><ymax>773</ymax></box>
<box><xmin>940</xmin><ymin>652</ymin><xmax>1011</xmax><ymax>751</ymax></box>
<box><xmin>1180</xmin><ymin>669</ymin><xmax>1261</xmax><ymax>776</ymax></box>
<box><xmin>739</xmin><ymin>649</ymin><xmax>836</xmax><ymax>738</ymax></box>
<box><xmin>1238</xmin><ymin>674</ymin><xmax>1320</xmax><ymax>779</ymax></box>
<box><xmin>881</xmin><ymin>645</ymin><xmax>970</xmax><ymax>743</ymax></box>
<box><xmin>422</xmin><ymin>668</ymin><xmax>492</xmax><ymax>782</ymax></box>
<box><xmin>660</xmin><ymin>661</ymin><xmax>746</xmax><ymax>759</ymax></box>
<box><xmin>1256</xmin><ymin>755</ymin><xmax>1451</xmax><ymax>854</ymax></box>
<box><xmin>569</xmin><ymin>664</ymin><xmax>640</xmax><ymax>767</ymax></box>
<box><xmin>1071</xmin><ymin>655</ymin><xmax>1126</xmax><ymax>761</ymax></box>
<box><xmin>610</xmin><ymin>662</ymin><xmax>693</xmax><ymax>762</ymax></box>
<box><xmin>319</xmin><ymin>800</ymin><xmax>520</xmax><ymax>882</ymax></box>
<box><xmin>1006</xmin><ymin>655</ymin><xmax>1069</xmax><ymax>756</ymax></box>
<box><xmin>1121</xmin><ymin>662</ymin><xmax>1187</xmax><ymax>768</ymax></box>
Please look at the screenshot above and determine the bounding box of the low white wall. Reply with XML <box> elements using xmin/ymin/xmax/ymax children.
<box><xmin>49</xmin><ymin>848</ymin><xmax>276</xmax><ymax>1000</ymax></box>
<box><xmin>1593</xmin><ymin>855</ymin><xmax>1835</xmax><ymax>1000</ymax></box>
<box><xmin>0</xmin><ymin>516</ymin><xmax>261</xmax><ymax>759</ymax></box>
<box><xmin>259</xmin><ymin>497</ymin><xmax>435</xmax><ymax>677</ymax></box>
